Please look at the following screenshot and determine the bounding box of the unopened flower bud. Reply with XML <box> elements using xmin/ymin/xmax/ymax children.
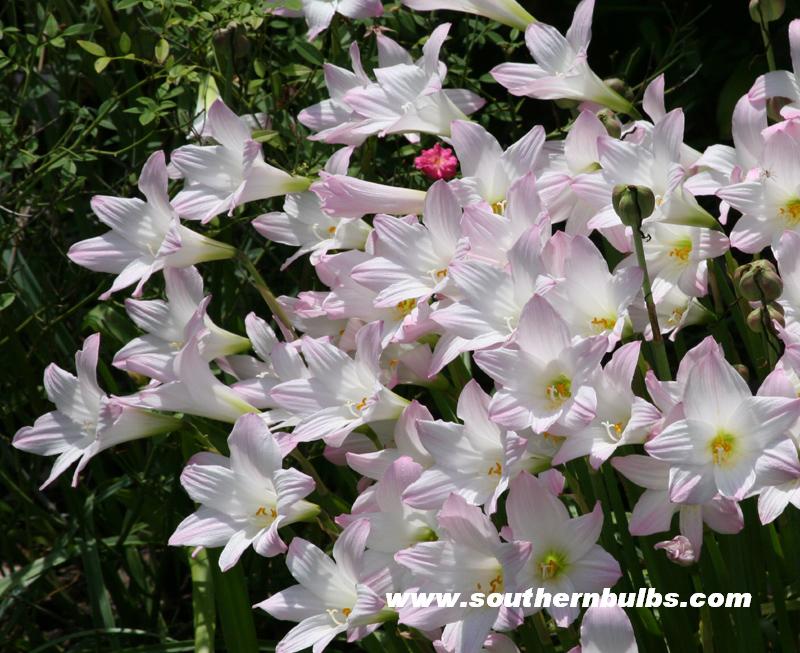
<box><xmin>737</xmin><ymin>260</ymin><xmax>783</xmax><ymax>302</ymax></box>
<box><xmin>747</xmin><ymin>303</ymin><xmax>785</xmax><ymax>332</ymax></box>
<box><xmin>612</xmin><ymin>184</ymin><xmax>656</xmax><ymax>229</ymax></box>
<box><xmin>604</xmin><ymin>78</ymin><xmax>635</xmax><ymax>103</ymax></box>
<box><xmin>749</xmin><ymin>0</ymin><xmax>785</xmax><ymax>23</ymax></box>
<box><xmin>596</xmin><ymin>108</ymin><xmax>622</xmax><ymax>139</ymax></box>
<box><xmin>655</xmin><ymin>535</ymin><xmax>695</xmax><ymax>566</ymax></box>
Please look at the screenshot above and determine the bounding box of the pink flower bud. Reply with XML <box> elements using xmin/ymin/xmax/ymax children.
<box><xmin>654</xmin><ymin>535</ymin><xmax>696</xmax><ymax>566</ymax></box>
<box><xmin>414</xmin><ymin>143</ymin><xmax>458</xmax><ymax>181</ymax></box>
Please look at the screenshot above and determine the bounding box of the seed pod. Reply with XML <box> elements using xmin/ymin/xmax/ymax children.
<box><xmin>596</xmin><ymin>109</ymin><xmax>622</xmax><ymax>139</ymax></box>
<box><xmin>603</xmin><ymin>77</ymin><xmax>635</xmax><ymax>102</ymax></box>
<box><xmin>746</xmin><ymin>303</ymin><xmax>785</xmax><ymax>332</ymax></box>
<box><xmin>612</xmin><ymin>185</ymin><xmax>656</xmax><ymax>229</ymax></box>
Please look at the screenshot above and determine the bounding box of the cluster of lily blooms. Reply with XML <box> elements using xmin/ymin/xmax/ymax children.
<box><xmin>14</xmin><ymin>1</ymin><xmax>800</xmax><ymax>652</ymax></box>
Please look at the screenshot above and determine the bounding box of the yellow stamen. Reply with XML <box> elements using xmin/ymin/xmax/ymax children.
<box><xmin>590</xmin><ymin>316</ymin><xmax>616</xmax><ymax>332</ymax></box>
<box><xmin>394</xmin><ymin>298</ymin><xmax>417</xmax><ymax>318</ymax></box>
<box><xmin>710</xmin><ymin>432</ymin><xmax>735</xmax><ymax>466</ymax></box>
<box><xmin>545</xmin><ymin>375</ymin><xmax>572</xmax><ymax>406</ymax></box>
<box><xmin>491</xmin><ymin>200</ymin><xmax>506</xmax><ymax>215</ymax></box>
<box><xmin>668</xmin><ymin>239</ymin><xmax>692</xmax><ymax>262</ymax></box>
<box><xmin>779</xmin><ymin>199</ymin><xmax>800</xmax><ymax>225</ymax></box>
<box><xmin>487</xmin><ymin>461</ymin><xmax>502</xmax><ymax>477</ymax></box>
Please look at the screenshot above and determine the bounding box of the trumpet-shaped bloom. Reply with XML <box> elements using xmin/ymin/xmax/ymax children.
<box><xmin>542</xmin><ymin>233</ymin><xmax>642</xmax><ymax>347</ymax></box>
<box><xmin>270</xmin><ymin>322</ymin><xmax>409</xmax><ymax>446</ymax></box>
<box><xmin>400</xmin><ymin>0</ymin><xmax>534</xmax><ymax>30</ymax></box>
<box><xmin>718</xmin><ymin>127</ymin><xmax>800</xmax><ymax>252</ymax></box>
<box><xmin>68</xmin><ymin>151</ymin><xmax>235</xmax><ymax>299</ymax></box>
<box><xmin>13</xmin><ymin>334</ymin><xmax>180</xmax><ymax>489</ymax></box>
<box><xmin>134</xmin><ymin>304</ymin><xmax>260</xmax><ymax>422</ymax></box>
<box><xmin>446</xmin><ymin>121</ymin><xmax>546</xmax><ymax>209</ymax></box>
<box><xmin>171</xmin><ymin>100</ymin><xmax>310</xmax><ymax>222</ymax></box>
<box><xmin>351</xmin><ymin>182</ymin><xmax>466</xmax><ymax>306</ymax></box>
<box><xmin>403</xmin><ymin>380</ymin><xmax>532</xmax><ymax>514</ymax></box>
<box><xmin>169</xmin><ymin>414</ymin><xmax>318</xmax><ymax>570</ymax></box>
<box><xmin>395</xmin><ymin>494</ymin><xmax>531</xmax><ymax>653</ymax></box>
<box><xmin>506</xmin><ymin>471</ymin><xmax>621</xmax><ymax>627</ymax></box>
<box><xmin>552</xmin><ymin>343</ymin><xmax>661</xmax><ymax>468</ymax></box>
<box><xmin>312</xmin><ymin>173</ymin><xmax>427</xmax><ymax>219</ymax></box>
<box><xmin>337</xmin><ymin>456</ymin><xmax>438</xmax><ymax>557</ymax></box>
<box><xmin>256</xmin><ymin>520</ymin><xmax>393</xmax><ymax>653</ymax></box>
<box><xmin>298</xmin><ymin>26</ymin><xmax>484</xmax><ymax>145</ymax></box>
<box><xmin>475</xmin><ymin>295</ymin><xmax>607</xmax><ymax>432</ymax></box>
<box><xmin>611</xmin><ymin>455</ymin><xmax>743</xmax><ymax>562</ymax></box>
<box><xmin>645</xmin><ymin>343</ymin><xmax>800</xmax><ymax>502</ymax></box>
<box><xmin>113</xmin><ymin>267</ymin><xmax>249</xmax><ymax>382</ymax></box>
<box><xmin>490</xmin><ymin>0</ymin><xmax>635</xmax><ymax>115</ymax></box>
<box><xmin>430</xmin><ymin>221</ymin><xmax>551</xmax><ymax>374</ymax></box>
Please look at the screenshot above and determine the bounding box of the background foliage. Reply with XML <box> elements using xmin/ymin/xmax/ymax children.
<box><xmin>1</xmin><ymin>0</ymin><xmax>799</xmax><ymax>651</ymax></box>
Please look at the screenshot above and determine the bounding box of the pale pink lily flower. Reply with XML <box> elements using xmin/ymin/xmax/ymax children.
<box><xmin>717</xmin><ymin>126</ymin><xmax>800</xmax><ymax>252</ymax></box>
<box><xmin>572</xmin><ymin>606</ymin><xmax>638</xmax><ymax>653</ymax></box>
<box><xmin>133</xmin><ymin>305</ymin><xmax>259</xmax><ymax>423</ymax></box>
<box><xmin>757</xmin><ymin>461</ymin><xmax>800</xmax><ymax>524</ymax></box>
<box><xmin>226</xmin><ymin>313</ymin><xmax>310</xmax><ymax>421</ymax></box>
<box><xmin>400</xmin><ymin>0</ymin><xmax>533</xmax><ymax>30</ymax></box>
<box><xmin>634</xmin><ymin>222</ymin><xmax>729</xmax><ymax>298</ymax></box>
<box><xmin>68</xmin><ymin>151</ymin><xmax>235</xmax><ymax>299</ymax></box>
<box><xmin>311</xmin><ymin>172</ymin><xmax>427</xmax><ymax>219</ymax></box>
<box><xmin>645</xmin><ymin>343</ymin><xmax>800</xmax><ymax>502</ymax></box>
<box><xmin>169</xmin><ymin>414</ymin><xmax>319</xmax><ymax>570</ymax></box>
<box><xmin>270</xmin><ymin>322</ymin><xmax>410</xmax><ymax>447</ymax></box>
<box><xmin>170</xmin><ymin>100</ymin><xmax>310</xmax><ymax>222</ymax></box>
<box><xmin>542</xmin><ymin>233</ymin><xmax>642</xmax><ymax>348</ymax></box>
<box><xmin>429</xmin><ymin>222</ymin><xmax>552</xmax><ymax>375</ymax></box>
<box><xmin>654</xmin><ymin>535</ymin><xmax>696</xmax><ymax>567</ymax></box>
<box><xmin>506</xmin><ymin>471</ymin><xmax>621</xmax><ymax>627</ymax></box>
<box><xmin>315</xmin><ymin>251</ymin><xmax>436</xmax><ymax>348</ymax></box>
<box><xmin>628</xmin><ymin>283</ymin><xmax>712</xmax><ymax>342</ymax></box>
<box><xmin>551</xmin><ymin>342</ymin><xmax>661</xmax><ymax>468</ymax></box>
<box><xmin>459</xmin><ymin>173</ymin><xmax>550</xmax><ymax>266</ymax></box>
<box><xmin>337</xmin><ymin>457</ymin><xmax>438</xmax><ymax>558</ymax></box>
<box><xmin>611</xmin><ymin>455</ymin><xmax>742</xmax><ymax>563</ymax></box>
<box><xmin>490</xmin><ymin>0</ymin><xmax>636</xmax><ymax>115</ymax></box>
<box><xmin>256</xmin><ymin>520</ymin><xmax>394</xmax><ymax>653</ymax></box>
<box><xmin>475</xmin><ymin>294</ymin><xmax>607</xmax><ymax>433</ymax></box>
<box><xmin>446</xmin><ymin>120</ymin><xmax>546</xmax><ymax>210</ymax></box>
<box><xmin>298</xmin><ymin>26</ymin><xmax>484</xmax><ymax>145</ymax></box>
<box><xmin>750</xmin><ymin>19</ymin><xmax>800</xmax><ymax>118</ymax></box>
<box><xmin>13</xmin><ymin>334</ymin><xmax>180</xmax><ymax>489</ymax></box>
<box><xmin>415</xmin><ymin>143</ymin><xmax>459</xmax><ymax>181</ymax></box>
<box><xmin>113</xmin><ymin>267</ymin><xmax>249</xmax><ymax>382</ymax></box>
<box><xmin>395</xmin><ymin>494</ymin><xmax>532</xmax><ymax>653</ymax></box>
<box><xmin>252</xmin><ymin>147</ymin><xmax>371</xmax><ymax>269</ymax></box>
<box><xmin>403</xmin><ymin>380</ymin><xmax>532</xmax><ymax>514</ymax></box>
<box><xmin>265</xmin><ymin>0</ymin><xmax>383</xmax><ymax>42</ymax></box>
<box><xmin>351</xmin><ymin>181</ymin><xmax>468</xmax><ymax>307</ymax></box>
<box><xmin>346</xmin><ymin>400</ymin><xmax>435</xmax><ymax>480</ymax></box>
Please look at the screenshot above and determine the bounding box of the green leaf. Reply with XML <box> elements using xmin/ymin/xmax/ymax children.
<box><xmin>208</xmin><ymin>551</ymin><xmax>258</xmax><ymax>653</ymax></box>
<box><xmin>77</xmin><ymin>40</ymin><xmax>106</xmax><ymax>57</ymax></box>
<box><xmin>155</xmin><ymin>38</ymin><xmax>170</xmax><ymax>64</ymax></box>
<box><xmin>0</xmin><ymin>293</ymin><xmax>15</xmax><ymax>311</ymax></box>
<box><xmin>292</xmin><ymin>40</ymin><xmax>323</xmax><ymax>66</ymax></box>
<box><xmin>94</xmin><ymin>56</ymin><xmax>112</xmax><ymax>73</ymax></box>
<box><xmin>189</xmin><ymin>549</ymin><xmax>216</xmax><ymax>653</ymax></box>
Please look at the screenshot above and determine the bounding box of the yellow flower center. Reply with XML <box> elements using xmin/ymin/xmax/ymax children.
<box><xmin>668</xmin><ymin>238</ymin><xmax>692</xmax><ymax>262</ymax></box>
<box><xmin>491</xmin><ymin>200</ymin><xmax>507</xmax><ymax>215</ymax></box>
<box><xmin>710</xmin><ymin>432</ymin><xmax>735</xmax><ymax>466</ymax></box>
<box><xmin>538</xmin><ymin>552</ymin><xmax>567</xmax><ymax>581</ymax></box>
<box><xmin>487</xmin><ymin>461</ymin><xmax>502</xmax><ymax>477</ymax></box>
<box><xmin>353</xmin><ymin>397</ymin><xmax>368</xmax><ymax>412</ymax></box>
<box><xmin>394</xmin><ymin>298</ymin><xmax>417</xmax><ymax>318</ymax></box>
<box><xmin>326</xmin><ymin>607</ymin><xmax>352</xmax><ymax>625</ymax></box>
<box><xmin>476</xmin><ymin>573</ymin><xmax>504</xmax><ymax>593</ymax></box>
<box><xmin>590</xmin><ymin>316</ymin><xmax>616</xmax><ymax>332</ymax></box>
<box><xmin>779</xmin><ymin>199</ymin><xmax>800</xmax><ymax>225</ymax></box>
<box><xmin>667</xmin><ymin>305</ymin><xmax>686</xmax><ymax>327</ymax></box>
<box><xmin>545</xmin><ymin>375</ymin><xmax>572</xmax><ymax>406</ymax></box>
<box><xmin>434</xmin><ymin>267</ymin><xmax>448</xmax><ymax>280</ymax></box>
<box><xmin>254</xmin><ymin>505</ymin><xmax>278</xmax><ymax>525</ymax></box>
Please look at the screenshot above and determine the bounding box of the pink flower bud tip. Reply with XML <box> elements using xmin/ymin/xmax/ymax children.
<box><xmin>414</xmin><ymin>143</ymin><xmax>458</xmax><ymax>181</ymax></box>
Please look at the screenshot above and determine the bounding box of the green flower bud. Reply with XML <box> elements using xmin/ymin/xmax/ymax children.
<box><xmin>596</xmin><ymin>109</ymin><xmax>622</xmax><ymax>139</ymax></box>
<box><xmin>737</xmin><ymin>260</ymin><xmax>783</xmax><ymax>302</ymax></box>
<box><xmin>612</xmin><ymin>185</ymin><xmax>656</xmax><ymax>229</ymax></box>
<box><xmin>746</xmin><ymin>303</ymin><xmax>785</xmax><ymax>332</ymax></box>
<box><xmin>749</xmin><ymin>0</ymin><xmax>785</xmax><ymax>23</ymax></box>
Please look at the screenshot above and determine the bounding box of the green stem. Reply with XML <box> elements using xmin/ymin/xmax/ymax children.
<box><xmin>237</xmin><ymin>250</ymin><xmax>297</xmax><ymax>341</ymax></box>
<box><xmin>757</xmin><ymin>7</ymin><xmax>776</xmax><ymax>72</ymax></box>
<box><xmin>631</xmin><ymin>228</ymin><xmax>671</xmax><ymax>380</ymax></box>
